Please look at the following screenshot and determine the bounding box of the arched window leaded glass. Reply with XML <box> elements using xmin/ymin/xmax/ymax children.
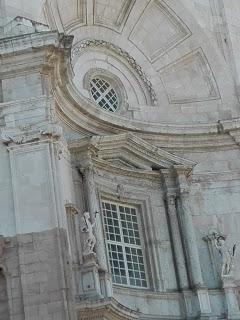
<box><xmin>90</xmin><ymin>78</ymin><xmax>119</xmax><ymax>112</ymax></box>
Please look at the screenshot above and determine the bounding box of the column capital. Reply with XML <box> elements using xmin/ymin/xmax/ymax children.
<box><xmin>174</xmin><ymin>165</ymin><xmax>193</xmax><ymax>197</ymax></box>
<box><xmin>174</xmin><ymin>165</ymin><xmax>194</xmax><ymax>179</ymax></box>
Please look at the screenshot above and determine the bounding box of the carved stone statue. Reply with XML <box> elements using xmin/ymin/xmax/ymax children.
<box><xmin>213</xmin><ymin>233</ymin><xmax>237</xmax><ymax>277</ymax></box>
<box><xmin>81</xmin><ymin>211</ymin><xmax>97</xmax><ymax>257</ymax></box>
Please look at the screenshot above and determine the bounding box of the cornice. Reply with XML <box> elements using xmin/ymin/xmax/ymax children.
<box><xmin>54</xmin><ymin>76</ymin><xmax>240</xmax><ymax>150</ymax></box>
<box><xmin>0</xmin><ymin>31</ymin><xmax>59</xmax><ymax>56</ymax></box>
<box><xmin>45</xmin><ymin>38</ymin><xmax>240</xmax><ymax>149</ymax></box>
<box><xmin>76</xmin><ymin>297</ymin><xmax>139</xmax><ymax>320</ymax></box>
<box><xmin>69</xmin><ymin>133</ymin><xmax>196</xmax><ymax>170</ymax></box>
<box><xmin>3</xmin><ymin>30</ymin><xmax>240</xmax><ymax>150</ymax></box>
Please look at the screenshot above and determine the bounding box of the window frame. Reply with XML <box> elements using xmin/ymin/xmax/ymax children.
<box><xmin>101</xmin><ymin>200</ymin><xmax>149</xmax><ymax>289</ymax></box>
<box><xmin>83</xmin><ymin>68</ymin><xmax>128</xmax><ymax>114</ymax></box>
<box><xmin>90</xmin><ymin>77</ymin><xmax>119</xmax><ymax>112</ymax></box>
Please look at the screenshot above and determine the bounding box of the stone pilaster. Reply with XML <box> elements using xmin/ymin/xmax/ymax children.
<box><xmin>161</xmin><ymin>169</ymin><xmax>189</xmax><ymax>291</ymax></box>
<box><xmin>175</xmin><ymin>166</ymin><xmax>212</xmax><ymax>318</ymax></box>
<box><xmin>79</xmin><ymin>159</ymin><xmax>112</xmax><ymax>299</ymax></box>
<box><xmin>175</xmin><ymin>166</ymin><xmax>204</xmax><ymax>288</ymax></box>
<box><xmin>80</xmin><ymin>162</ymin><xmax>108</xmax><ymax>271</ymax></box>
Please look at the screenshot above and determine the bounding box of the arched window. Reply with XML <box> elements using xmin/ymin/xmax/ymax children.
<box><xmin>90</xmin><ymin>78</ymin><xmax>119</xmax><ymax>112</ymax></box>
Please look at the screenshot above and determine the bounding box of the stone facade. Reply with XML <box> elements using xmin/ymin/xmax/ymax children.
<box><xmin>1</xmin><ymin>1</ymin><xmax>240</xmax><ymax>319</ymax></box>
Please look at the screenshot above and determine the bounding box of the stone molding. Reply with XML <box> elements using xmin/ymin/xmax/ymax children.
<box><xmin>0</xmin><ymin>31</ymin><xmax>60</xmax><ymax>56</ymax></box>
<box><xmin>69</xmin><ymin>133</ymin><xmax>196</xmax><ymax>172</ymax></box>
<box><xmin>93</xmin><ymin>0</ymin><xmax>136</xmax><ymax>33</ymax></box>
<box><xmin>158</xmin><ymin>47</ymin><xmax>220</xmax><ymax>104</ymax></box>
<box><xmin>129</xmin><ymin>0</ymin><xmax>191</xmax><ymax>62</ymax></box>
<box><xmin>1</xmin><ymin>123</ymin><xmax>62</xmax><ymax>146</ymax></box>
<box><xmin>72</xmin><ymin>39</ymin><xmax>157</xmax><ymax>105</ymax></box>
<box><xmin>76</xmin><ymin>297</ymin><xmax>139</xmax><ymax>320</ymax></box>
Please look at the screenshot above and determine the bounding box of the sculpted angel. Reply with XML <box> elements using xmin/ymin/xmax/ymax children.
<box><xmin>213</xmin><ymin>233</ymin><xmax>237</xmax><ymax>277</ymax></box>
<box><xmin>81</xmin><ymin>211</ymin><xmax>97</xmax><ymax>256</ymax></box>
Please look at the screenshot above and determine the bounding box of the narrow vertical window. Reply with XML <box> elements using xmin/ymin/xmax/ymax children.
<box><xmin>102</xmin><ymin>201</ymin><xmax>147</xmax><ymax>288</ymax></box>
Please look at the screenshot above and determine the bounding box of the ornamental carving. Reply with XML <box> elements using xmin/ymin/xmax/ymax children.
<box><xmin>1</xmin><ymin>124</ymin><xmax>62</xmax><ymax>145</ymax></box>
<box><xmin>72</xmin><ymin>39</ymin><xmax>157</xmax><ymax>105</ymax></box>
<box><xmin>213</xmin><ymin>233</ymin><xmax>237</xmax><ymax>277</ymax></box>
<box><xmin>81</xmin><ymin>211</ymin><xmax>97</xmax><ymax>257</ymax></box>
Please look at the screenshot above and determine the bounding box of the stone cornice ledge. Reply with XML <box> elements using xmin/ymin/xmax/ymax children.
<box><xmin>219</xmin><ymin>118</ymin><xmax>240</xmax><ymax>146</ymax></box>
<box><xmin>69</xmin><ymin>133</ymin><xmax>196</xmax><ymax>172</ymax></box>
<box><xmin>57</xmin><ymin>79</ymin><xmax>221</xmax><ymax>136</ymax></box>
<box><xmin>0</xmin><ymin>31</ymin><xmax>61</xmax><ymax>56</ymax></box>
<box><xmin>76</xmin><ymin>297</ymin><xmax>139</xmax><ymax>320</ymax></box>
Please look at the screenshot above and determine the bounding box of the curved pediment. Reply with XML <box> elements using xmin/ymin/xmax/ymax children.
<box><xmin>68</xmin><ymin>133</ymin><xmax>196</xmax><ymax>171</ymax></box>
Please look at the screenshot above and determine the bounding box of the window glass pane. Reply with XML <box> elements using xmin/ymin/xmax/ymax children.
<box><xmin>103</xmin><ymin>202</ymin><xmax>147</xmax><ymax>288</ymax></box>
<box><xmin>108</xmin><ymin>243</ymin><xmax>127</xmax><ymax>285</ymax></box>
<box><xmin>90</xmin><ymin>78</ymin><xmax>118</xmax><ymax>112</ymax></box>
<box><xmin>119</xmin><ymin>206</ymin><xmax>141</xmax><ymax>246</ymax></box>
<box><xmin>102</xmin><ymin>202</ymin><xmax>121</xmax><ymax>242</ymax></box>
<box><xmin>125</xmin><ymin>246</ymin><xmax>147</xmax><ymax>288</ymax></box>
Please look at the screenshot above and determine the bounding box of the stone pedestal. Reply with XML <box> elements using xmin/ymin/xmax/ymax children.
<box><xmin>197</xmin><ymin>288</ymin><xmax>213</xmax><ymax>319</ymax></box>
<box><xmin>222</xmin><ymin>275</ymin><xmax>240</xmax><ymax>320</ymax></box>
<box><xmin>80</xmin><ymin>253</ymin><xmax>103</xmax><ymax>300</ymax></box>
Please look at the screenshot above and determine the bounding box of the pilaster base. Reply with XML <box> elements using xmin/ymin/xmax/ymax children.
<box><xmin>197</xmin><ymin>288</ymin><xmax>212</xmax><ymax>318</ymax></box>
<box><xmin>222</xmin><ymin>275</ymin><xmax>240</xmax><ymax>320</ymax></box>
<box><xmin>80</xmin><ymin>254</ymin><xmax>103</xmax><ymax>300</ymax></box>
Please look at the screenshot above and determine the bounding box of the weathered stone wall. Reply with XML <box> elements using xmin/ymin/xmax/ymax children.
<box><xmin>1</xmin><ymin>228</ymin><xmax>73</xmax><ymax>320</ymax></box>
<box><xmin>1</xmin><ymin>1</ymin><xmax>240</xmax><ymax>319</ymax></box>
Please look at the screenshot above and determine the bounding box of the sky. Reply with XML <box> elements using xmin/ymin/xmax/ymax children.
<box><xmin>1</xmin><ymin>0</ymin><xmax>46</xmax><ymax>25</ymax></box>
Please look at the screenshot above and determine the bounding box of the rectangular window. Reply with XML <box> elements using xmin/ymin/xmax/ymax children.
<box><xmin>102</xmin><ymin>201</ymin><xmax>147</xmax><ymax>288</ymax></box>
